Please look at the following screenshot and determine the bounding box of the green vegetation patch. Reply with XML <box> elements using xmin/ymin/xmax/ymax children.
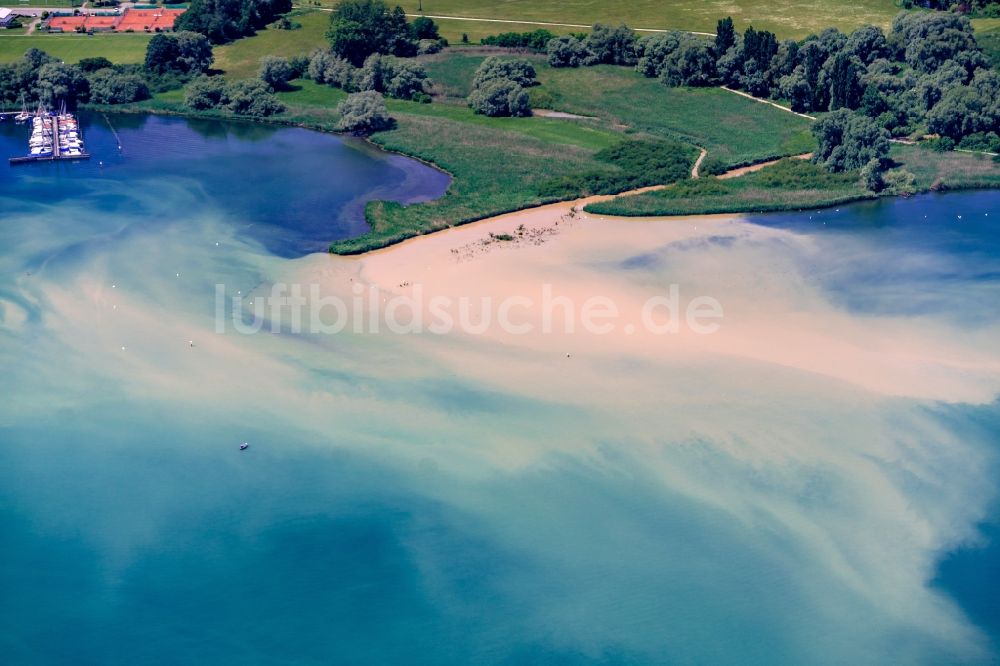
<box><xmin>329</xmin><ymin>113</ymin><xmax>610</xmax><ymax>253</ymax></box>
<box><xmin>533</xmin><ymin>63</ymin><xmax>815</xmax><ymax>166</ymax></box>
<box><xmin>308</xmin><ymin>0</ymin><xmax>899</xmax><ymax>39</ymax></box>
<box><xmin>212</xmin><ymin>10</ymin><xmax>330</xmax><ymax>78</ymax></box>
<box><xmin>538</xmin><ymin>138</ymin><xmax>697</xmax><ymax>197</ymax></box>
<box><xmin>585</xmin><ymin>158</ymin><xmax>863</xmax><ymax>216</ymax></box>
<box><xmin>0</xmin><ymin>34</ymin><xmax>153</xmax><ymax>65</ymax></box>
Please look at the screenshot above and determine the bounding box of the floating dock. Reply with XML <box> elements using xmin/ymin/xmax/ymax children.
<box><xmin>9</xmin><ymin>113</ymin><xmax>91</xmax><ymax>165</ymax></box>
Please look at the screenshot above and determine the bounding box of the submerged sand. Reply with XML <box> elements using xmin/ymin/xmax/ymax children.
<box><xmin>288</xmin><ymin>202</ymin><xmax>1000</xmax><ymax>405</ymax></box>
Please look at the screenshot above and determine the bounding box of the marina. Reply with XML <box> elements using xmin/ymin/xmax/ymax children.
<box><xmin>8</xmin><ymin>106</ymin><xmax>91</xmax><ymax>165</ymax></box>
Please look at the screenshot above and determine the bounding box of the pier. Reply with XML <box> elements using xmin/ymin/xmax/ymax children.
<box><xmin>9</xmin><ymin>113</ymin><xmax>91</xmax><ymax>165</ymax></box>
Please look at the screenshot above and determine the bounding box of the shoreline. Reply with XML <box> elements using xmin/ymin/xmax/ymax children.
<box><xmin>83</xmin><ymin>105</ymin><xmax>1000</xmax><ymax>257</ymax></box>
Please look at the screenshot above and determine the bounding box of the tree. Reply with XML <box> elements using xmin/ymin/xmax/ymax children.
<box><xmin>176</xmin><ymin>0</ymin><xmax>292</xmax><ymax>44</ymax></box>
<box><xmin>859</xmin><ymin>157</ymin><xmax>884</xmax><ymax>191</ymax></box>
<box><xmin>410</xmin><ymin>15</ymin><xmax>438</xmax><ymax>40</ymax></box>
<box><xmin>78</xmin><ymin>57</ymin><xmax>113</xmax><ymax>73</ymax></box>
<box><xmin>891</xmin><ymin>11</ymin><xmax>986</xmax><ymax>74</ymax></box>
<box><xmin>35</xmin><ymin>63</ymin><xmax>89</xmax><ymax>106</ymax></box>
<box><xmin>812</xmin><ymin>108</ymin><xmax>890</xmax><ymax>172</ymax></box>
<box><xmin>584</xmin><ymin>23</ymin><xmax>637</xmax><ymax>65</ymax></box>
<box><xmin>826</xmin><ymin>52</ymin><xmax>864</xmax><ymax>110</ymax></box>
<box><xmin>715</xmin><ymin>17</ymin><xmax>736</xmax><ymax>56</ymax></box>
<box><xmin>336</xmin><ymin>90</ymin><xmax>392</xmax><ymax>133</ymax></box>
<box><xmin>144</xmin><ymin>31</ymin><xmax>213</xmax><ymax>76</ymax></box>
<box><xmin>87</xmin><ymin>70</ymin><xmax>150</xmax><ymax>104</ymax></box>
<box><xmin>472</xmin><ymin>56</ymin><xmax>537</xmax><ymax>88</ymax></box>
<box><xmin>468</xmin><ymin>78</ymin><xmax>530</xmax><ymax>117</ymax></box>
<box><xmin>259</xmin><ymin>55</ymin><xmax>293</xmax><ymax>89</ymax></box>
<box><xmin>326</xmin><ymin>0</ymin><xmax>414</xmax><ymax>66</ymax></box>
<box><xmin>845</xmin><ymin>25</ymin><xmax>888</xmax><ymax>65</ymax></box>
<box><xmin>635</xmin><ymin>31</ymin><xmax>685</xmax><ymax>78</ymax></box>
<box><xmin>547</xmin><ymin>36</ymin><xmax>591</xmax><ymax>68</ymax></box>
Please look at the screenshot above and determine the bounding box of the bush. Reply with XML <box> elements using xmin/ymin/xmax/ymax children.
<box><xmin>957</xmin><ymin>131</ymin><xmax>1000</xmax><ymax>153</ymax></box>
<box><xmin>923</xmin><ymin>136</ymin><xmax>956</xmax><ymax>152</ymax></box>
<box><xmin>547</xmin><ymin>35</ymin><xmax>591</xmax><ymax>68</ymax></box>
<box><xmin>468</xmin><ymin>78</ymin><xmax>530</xmax><ymax>117</ymax></box>
<box><xmin>417</xmin><ymin>38</ymin><xmax>442</xmax><ymax>55</ymax></box>
<box><xmin>308</xmin><ymin>49</ymin><xmax>354</xmax><ymax>88</ymax></box>
<box><xmin>882</xmin><ymin>168</ymin><xmax>917</xmax><ymax>195</ymax></box>
<box><xmin>481</xmin><ymin>29</ymin><xmax>554</xmax><ymax>52</ymax></box>
<box><xmin>472</xmin><ymin>56</ymin><xmax>537</xmax><ymax>88</ymax></box>
<box><xmin>184</xmin><ymin>75</ymin><xmax>226</xmax><ymax>110</ymax></box>
<box><xmin>259</xmin><ymin>55</ymin><xmax>293</xmax><ymax>89</ymax></box>
<box><xmin>336</xmin><ymin>90</ymin><xmax>392</xmax><ymax>133</ymax></box>
<box><xmin>225</xmin><ymin>78</ymin><xmax>285</xmax><ymax>117</ymax></box>
<box><xmin>698</xmin><ymin>154</ymin><xmax>728</xmax><ymax>176</ymax></box>
<box><xmin>356</xmin><ymin>53</ymin><xmax>430</xmax><ymax>100</ymax></box>
<box><xmin>78</xmin><ymin>56</ymin><xmax>114</xmax><ymax>73</ymax></box>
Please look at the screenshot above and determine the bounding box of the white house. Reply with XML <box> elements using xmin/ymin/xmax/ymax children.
<box><xmin>0</xmin><ymin>8</ymin><xmax>15</xmax><ymax>28</ymax></box>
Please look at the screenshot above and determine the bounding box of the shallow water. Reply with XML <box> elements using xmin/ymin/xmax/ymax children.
<box><xmin>1</xmin><ymin>116</ymin><xmax>999</xmax><ymax>665</ymax></box>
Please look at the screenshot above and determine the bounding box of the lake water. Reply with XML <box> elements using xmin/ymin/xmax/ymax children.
<box><xmin>1</xmin><ymin>114</ymin><xmax>999</xmax><ymax>665</ymax></box>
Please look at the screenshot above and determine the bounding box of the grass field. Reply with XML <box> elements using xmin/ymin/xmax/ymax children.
<box><xmin>304</xmin><ymin>0</ymin><xmax>901</xmax><ymax>39</ymax></box>
<box><xmin>420</xmin><ymin>54</ymin><xmax>815</xmax><ymax>165</ymax></box>
<box><xmin>213</xmin><ymin>10</ymin><xmax>329</xmax><ymax>78</ymax></box>
<box><xmin>0</xmin><ymin>33</ymin><xmax>152</xmax><ymax>64</ymax></box>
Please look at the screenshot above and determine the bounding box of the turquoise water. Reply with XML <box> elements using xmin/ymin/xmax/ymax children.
<box><xmin>2</xmin><ymin>115</ymin><xmax>1000</xmax><ymax>664</ymax></box>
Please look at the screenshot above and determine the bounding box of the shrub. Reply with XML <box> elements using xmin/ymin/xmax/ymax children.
<box><xmin>78</xmin><ymin>56</ymin><xmax>114</xmax><ymax>73</ymax></box>
<box><xmin>337</xmin><ymin>91</ymin><xmax>392</xmax><ymax>133</ymax></box>
<box><xmin>547</xmin><ymin>35</ymin><xmax>591</xmax><ymax>68</ymax></box>
<box><xmin>481</xmin><ymin>29</ymin><xmax>554</xmax><ymax>52</ymax></box>
<box><xmin>259</xmin><ymin>55</ymin><xmax>293</xmax><ymax>89</ymax></box>
<box><xmin>184</xmin><ymin>75</ymin><xmax>226</xmax><ymax>110</ymax></box>
<box><xmin>308</xmin><ymin>49</ymin><xmax>354</xmax><ymax>88</ymax></box>
<box><xmin>356</xmin><ymin>53</ymin><xmax>430</xmax><ymax>100</ymax></box>
<box><xmin>468</xmin><ymin>78</ymin><xmax>530</xmax><ymax>117</ymax></box>
<box><xmin>472</xmin><ymin>56</ymin><xmax>537</xmax><ymax>88</ymax></box>
<box><xmin>225</xmin><ymin>78</ymin><xmax>285</xmax><ymax>117</ymax></box>
<box><xmin>882</xmin><ymin>168</ymin><xmax>917</xmax><ymax>195</ymax></box>
<box><xmin>417</xmin><ymin>38</ymin><xmax>442</xmax><ymax>55</ymax></box>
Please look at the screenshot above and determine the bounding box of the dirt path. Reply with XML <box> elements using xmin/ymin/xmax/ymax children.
<box><xmin>719</xmin><ymin>87</ymin><xmax>817</xmax><ymax>120</ymax></box>
<box><xmin>691</xmin><ymin>148</ymin><xmax>707</xmax><ymax>178</ymax></box>
<box><xmin>717</xmin><ymin>153</ymin><xmax>813</xmax><ymax>179</ymax></box>
<box><xmin>293</xmin><ymin>5</ymin><xmax>714</xmax><ymax>36</ymax></box>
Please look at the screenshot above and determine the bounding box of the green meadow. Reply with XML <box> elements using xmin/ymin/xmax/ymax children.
<box><xmin>0</xmin><ymin>33</ymin><xmax>152</xmax><ymax>65</ymax></box>
<box><xmin>306</xmin><ymin>0</ymin><xmax>901</xmax><ymax>39</ymax></box>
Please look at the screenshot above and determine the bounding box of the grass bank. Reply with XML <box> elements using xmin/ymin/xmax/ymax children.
<box><xmin>585</xmin><ymin>146</ymin><xmax>1000</xmax><ymax>217</ymax></box>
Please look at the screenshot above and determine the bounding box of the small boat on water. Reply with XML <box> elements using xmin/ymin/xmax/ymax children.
<box><xmin>14</xmin><ymin>94</ymin><xmax>30</xmax><ymax>123</ymax></box>
<box><xmin>240</xmin><ymin>442</ymin><xmax>250</xmax><ymax>451</ymax></box>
